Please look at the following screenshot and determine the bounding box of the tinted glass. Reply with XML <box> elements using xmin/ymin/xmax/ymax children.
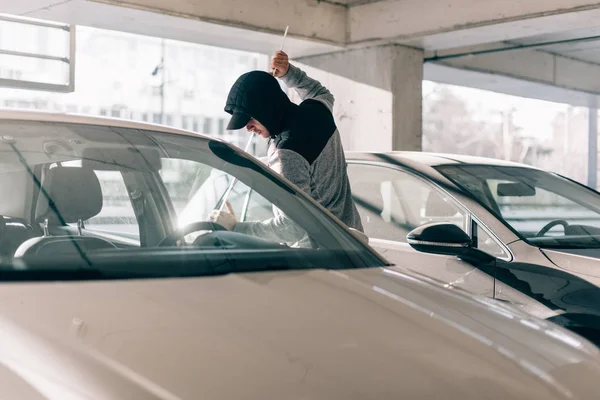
<box><xmin>0</xmin><ymin>120</ymin><xmax>383</xmax><ymax>276</ymax></box>
<box><xmin>437</xmin><ymin>165</ymin><xmax>600</xmax><ymax>248</ymax></box>
<box><xmin>348</xmin><ymin>163</ymin><xmax>467</xmax><ymax>242</ymax></box>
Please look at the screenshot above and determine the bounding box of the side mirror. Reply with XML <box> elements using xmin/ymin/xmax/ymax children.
<box><xmin>407</xmin><ymin>223</ymin><xmax>471</xmax><ymax>257</ymax></box>
<box><xmin>407</xmin><ymin>222</ymin><xmax>497</xmax><ymax>265</ymax></box>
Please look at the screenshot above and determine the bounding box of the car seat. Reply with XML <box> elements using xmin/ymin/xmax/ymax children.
<box><xmin>14</xmin><ymin>166</ymin><xmax>117</xmax><ymax>258</ymax></box>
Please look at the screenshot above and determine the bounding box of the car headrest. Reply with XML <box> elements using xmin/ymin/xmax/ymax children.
<box><xmin>35</xmin><ymin>166</ymin><xmax>103</xmax><ymax>224</ymax></box>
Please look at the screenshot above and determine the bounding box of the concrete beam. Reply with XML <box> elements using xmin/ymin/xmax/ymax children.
<box><xmin>2</xmin><ymin>0</ymin><xmax>345</xmax><ymax>57</ymax></box>
<box><xmin>424</xmin><ymin>56</ymin><xmax>600</xmax><ymax>109</ymax></box>
<box><xmin>91</xmin><ymin>0</ymin><xmax>346</xmax><ymax>44</ymax></box>
<box><xmin>349</xmin><ymin>0</ymin><xmax>600</xmax><ymax>50</ymax></box>
<box><xmin>435</xmin><ymin>48</ymin><xmax>600</xmax><ymax>98</ymax></box>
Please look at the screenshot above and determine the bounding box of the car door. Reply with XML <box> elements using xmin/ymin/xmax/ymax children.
<box><xmin>347</xmin><ymin>162</ymin><xmax>495</xmax><ymax>297</ymax></box>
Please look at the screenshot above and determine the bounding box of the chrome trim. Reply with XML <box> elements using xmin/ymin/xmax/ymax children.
<box><xmin>77</xmin><ymin>219</ymin><xmax>84</xmax><ymax>236</ymax></box>
<box><xmin>42</xmin><ymin>218</ymin><xmax>49</xmax><ymax>237</ymax></box>
<box><xmin>369</xmin><ymin>238</ymin><xmax>412</xmax><ymax>248</ymax></box>
<box><xmin>465</xmin><ymin>214</ymin><xmax>473</xmax><ymax>236</ymax></box>
<box><xmin>407</xmin><ymin>238</ymin><xmax>469</xmax><ymax>248</ymax></box>
<box><xmin>348</xmin><ymin>160</ymin><xmax>514</xmax><ymax>262</ymax></box>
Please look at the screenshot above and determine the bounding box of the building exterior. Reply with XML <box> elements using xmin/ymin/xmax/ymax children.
<box><xmin>0</xmin><ymin>24</ymin><xmax>269</xmax><ymax>156</ymax></box>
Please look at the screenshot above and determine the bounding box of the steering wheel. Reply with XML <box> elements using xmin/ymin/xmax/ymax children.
<box><xmin>158</xmin><ymin>221</ymin><xmax>227</xmax><ymax>247</ymax></box>
<box><xmin>535</xmin><ymin>219</ymin><xmax>569</xmax><ymax>237</ymax></box>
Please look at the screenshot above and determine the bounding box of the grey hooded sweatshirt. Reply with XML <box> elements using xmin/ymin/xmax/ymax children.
<box><xmin>225</xmin><ymin>64</ymin><xmax>363</xmax><ymax>243</ymax></box>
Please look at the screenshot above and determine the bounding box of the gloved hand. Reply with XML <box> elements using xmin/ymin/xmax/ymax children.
<box><xmin>207</xmin><ymin>201</ymin><xmax>237</xmax><ymax>231</ymax></box>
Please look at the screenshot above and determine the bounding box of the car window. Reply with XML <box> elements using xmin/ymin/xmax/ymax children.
<box><xmin>163</xmin><ymin>157</ymin><xmax>319</xmax><ymax>247</ymax></box>
<box><xmin>473</xmin><ymin>222</ymin><xmax>508</xmax><ymax>258</ymax></box>
<box><xmin>167</xmin><ymin>162</ymin><xmax>275</xmax><ymax>226</ymax></box>
<box><xmin>244</xmin><ymin>189</ymin><xmax>274</xmax><ymax>222</ymax></box>
<box><xmin>86</xmin><ymin>170</ymin><xmax>140</xmax><ymax>238</ymax></box>
<box><xmin>58</xmin><ymin>161</ymin><xmax>140</xmax><ymax>240</ymax></box>
<box><xmin>437</xmin><ymin>165</ymin><xmax>600</xmax><ymax>249</ymax></box>
<box><xmin>488</xmin><ymin>178</ymin><xmax>600</xmax><ymax>236</ymax></box>
<box><xmin>347</xmin><ymin>163</ymin><xmax>467</xmax><ymax>242</ymax></box>
<box><xmin>169</xmin><ymin>164</ymin><xmax>252</xmax><ymax>228</ymax></box>
<box><xmin>0</xmin><ymin>120</ymin><xmax>384</xmax><ymax>276</ymax></box>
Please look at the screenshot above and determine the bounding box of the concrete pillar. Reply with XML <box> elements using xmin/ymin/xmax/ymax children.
<box><xmin>295</xmin><ymin>45</ymin><xmax>424</xmax><ymax>152</ymax></box>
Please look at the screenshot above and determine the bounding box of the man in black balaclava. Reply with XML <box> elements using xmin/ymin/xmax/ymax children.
<box><xmin>208</xmin><ymin>51</ymin><xmax>363</xmax><ymax>243</ymax></box>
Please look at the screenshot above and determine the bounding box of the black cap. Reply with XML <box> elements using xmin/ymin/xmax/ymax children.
<box><xmin>226</xmin><ymin>110</ymin><xmax>251</xmax><ymax>131</ymax></box>
<box><xmin>224</xmin><ymin>71</ymin><xmax>291</xmax><ymax>137</ymax></box>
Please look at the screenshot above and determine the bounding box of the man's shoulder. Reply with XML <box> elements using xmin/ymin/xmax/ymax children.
<box><xmin>273</xmin><ymin>100</ymin><xmax>338</xmax><ymax>165</ymax></box>
<box><xmin>291</xmin><ymin>99</ymin><xmax>336</xmax><ymax>135</ymax></box>
<box><xmin>298</xmin><ymin>98</ymin><xmax>331</xmax><ymax>116</ymax></box>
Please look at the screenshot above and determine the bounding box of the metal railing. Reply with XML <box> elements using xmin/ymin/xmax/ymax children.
<box><xmin>0</xmin><ymin>14</ymin><xmax>75</xmax><ymax>93</ymax></box>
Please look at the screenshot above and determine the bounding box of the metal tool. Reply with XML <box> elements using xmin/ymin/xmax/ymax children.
<box><xmin>271</xmin><ymin>25</ymin><xmax>289</xmax><ymax>76</ymax></box>
<box><xmin>218</xmin><ymin>134</ymin><xmax>255</xmax><ymax>211</ymax></box>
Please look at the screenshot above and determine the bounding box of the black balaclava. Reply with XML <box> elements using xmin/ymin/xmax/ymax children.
<box><xmin>225</xmin><ymin>71</ymin><xmax>294</xmax><ymax>137</ymax></box>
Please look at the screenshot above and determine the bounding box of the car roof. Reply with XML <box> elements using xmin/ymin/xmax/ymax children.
<box><xmin>346</xmin><ymin>151</ymin><xmax>536</xmax><ymax>169</ymax></box>
<box><xmin>0</xmin><ymin>109</ymin><xmax>212</xmax><ymax>140</ymax></box>
<box><xmin>0</xmin><ymin>111</ymin><xmax>537</xmax><ymax>171</ymax></box>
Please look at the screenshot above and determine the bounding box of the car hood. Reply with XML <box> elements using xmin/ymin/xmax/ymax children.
<box><xmin>541</xmin><ymin>248</ymin><xmax>600</xmax><ymax>279</ymax></box>
<box><xmin>1</xmin><ymin>267</ymin><xmax>600</xmax><ymax>400</ymax></box>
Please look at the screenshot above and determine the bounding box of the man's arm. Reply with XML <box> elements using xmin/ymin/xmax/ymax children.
<box><xmin>271</xmin><ymin>51</ymin><xmax>334</xmax><ymax>112</ymax></box>
<box><xmin>233</xmin><ymin>212</ymin><xmax>306</xmax><ymax>244</ymax></box>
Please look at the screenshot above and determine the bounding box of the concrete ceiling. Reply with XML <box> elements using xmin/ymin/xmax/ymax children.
<box><xmin>1</xmin><ymin>0</ymin><xmax>345</xmax><ymax>58</ymax></box>
<box><xmin>510</xmin><ymin>29</ymin><xmax>600</xmax><ymax>66</ymax></box>
<box><xmin>8</xmin><ymin>0</ymin><xmax>600</xmax><ymax>54</ymax></box>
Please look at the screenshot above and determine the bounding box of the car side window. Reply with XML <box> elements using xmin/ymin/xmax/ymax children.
<box><xmin>164</xmin><ymin>161</ymin><xmax>251</xmax><ymax>226</ymax></box>
<box><xmin>160</xmin><ymin>158</ymin><xmax>308</xmax><ymax>247</ymax></box>
<box><xmin>347</xmin><ymin>163</ymin><xmax>467</xmax><ymax>242</ymax></box>
<box><xmin>243</xmin><ymin>189</ymin><xmax>274</xmax><ymax>222</ymax></box>
<box><xmin>473</xmin><ymin>223</ymin><xmax>508</xmax><ymax>259</ymax></box>
<box><xmin>85</xmin><ymin>170</ymin><xmax>140</xmax><ymax>238</ymax></box>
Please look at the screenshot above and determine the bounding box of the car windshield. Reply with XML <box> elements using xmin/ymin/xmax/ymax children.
<box><xmin>0</xmin><ymin>119</ymin><xmax>384</xmax><ymax>280</ymax></box>
<box><xmin>436</xmin><ymin>165</ymin><xmax>600</xmax><ymax>249</ymax></box>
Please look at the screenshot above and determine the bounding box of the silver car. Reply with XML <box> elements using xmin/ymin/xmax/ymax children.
<box><xmin>3</xmin><ymin>111</ymin><xmax>600</xmax><ymax>399</ymax></box>
<box><xmin>181</xmin><ymin>151</ymin><xmax>600</xmax><ymax>345</ymax></box>
<box><xmin>346</xmin><ymin>152</ymin><xmax>600</xmax><ymax>345</ymax></box>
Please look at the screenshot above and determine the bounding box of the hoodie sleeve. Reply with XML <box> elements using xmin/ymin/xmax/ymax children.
<box><xmin>233</xmin><ymin>148</ymin><xmax>309</xmax><ymax>244</ymax></box>
<box><xmin>281</xmin><ymin>64</ymin><xmax>334</xmax><ymax>112</ymax></box>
